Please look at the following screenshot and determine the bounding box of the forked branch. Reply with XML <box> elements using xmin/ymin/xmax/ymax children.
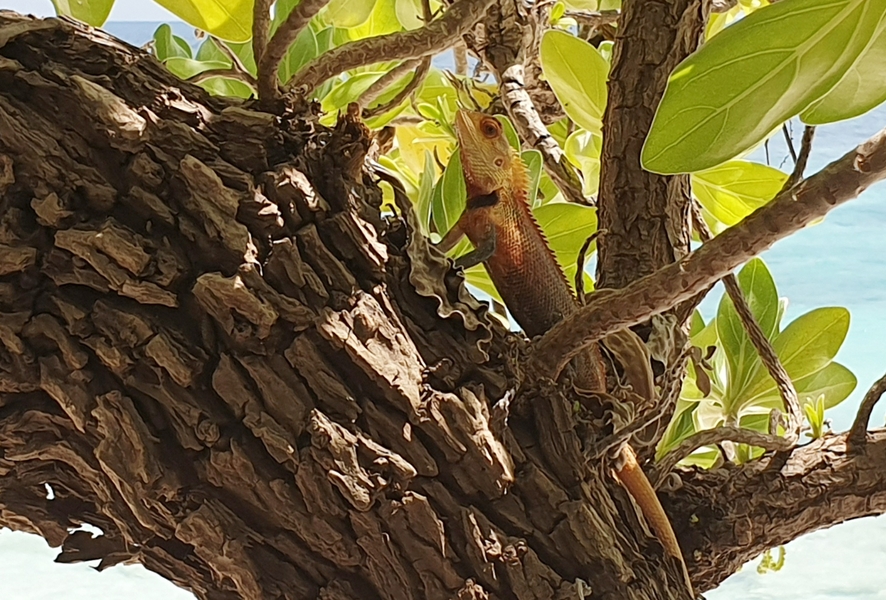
<box><xmin>287</xmin><ymin>0</ymin><xmax>495</xmax><ymax>95</ymax></box>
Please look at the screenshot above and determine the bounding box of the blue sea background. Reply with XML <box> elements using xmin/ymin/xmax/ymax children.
<box><xmin>1</xmin><ymin>11</ymin><xmax>886</xmax><ymax>600</ymax></box>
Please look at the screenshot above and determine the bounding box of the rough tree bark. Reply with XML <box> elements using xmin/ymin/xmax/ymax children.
<box><xmin>3</xmin><ymin>9</ymin><xmax>886</xmax><ymax>600</ymax></box>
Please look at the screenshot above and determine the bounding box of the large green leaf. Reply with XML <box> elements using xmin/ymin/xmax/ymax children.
<box><xmin>750</xmin><ymin>361</ymin><xmax>857</xmax><ymax>412</ymax></box>
<box><xmin>540</xmin><ymin>30</ymin><xmax>609</xmax><ymax>133</ymax></box>
<box><xmin>432</xmin><ymin>150</ymin><xmax>466</xmax><ymax>237</ymax></box>
<box><xmin>51</xmin><ymin>0</ymin><xmax>114</xmax><ymax>26</ymax></box>
<box><xmin>802</xmin><ymin>19</ymin><xmax>886</xmax><ymax>124</ymax></box>
<box><xmin>716</xmin><ymin>258</ymin><xmax>779</xmax><ymax>410</ymax></box>
<box><xmin>741</xmin><ymin>307</ymin><xmax>851</xmax><ymax>407</ymax></box>
<box><xmin>153</xmin><ymin>0</ymin><xmax>253</xmax><ymax>42</ymax></box>
<box><xmin>533</xmin><ymin>202</ymin><xmax>598</xmax><ymax>291</ymax></box>
<box><xmin>153</xmin><ymin>24</ymin><xmax>192</xmax><ymax>61</ymax></box>
<box><xmin>643</xmin><ymin>0</ymin><xmax>886</xmax><ymax>174</ymax></box>
<box><xmin>692</xmin><ymin>161</ymin><xmax>787</xmax><ymax>233</ymax></box>
<box><xmin>164</xmin><ymin>58</ymin><xmax>229</xmax><ymax>80</ymax></box>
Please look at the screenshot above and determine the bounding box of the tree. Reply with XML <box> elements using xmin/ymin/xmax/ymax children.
<box><xmin>1</xmin><ymin>0</ymin><xmax>886</xmax><ymax>598</ymax></box>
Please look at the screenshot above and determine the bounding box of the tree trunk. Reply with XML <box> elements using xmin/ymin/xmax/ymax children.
<box><xmin>3</xmin><ymin>10</ymin><xmax>886</xmax><ymax>600</ymax></box>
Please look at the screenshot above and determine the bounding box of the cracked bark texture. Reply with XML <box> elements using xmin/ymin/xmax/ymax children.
<box><xmin>3</xmin><ymin>9</ymin><xmax>886</xmax><ymax>600</ymax></box>
<box><xmin>596</xmin><ymin>0</ymin><xmax>709</xmax><ymax>287</ymax></box>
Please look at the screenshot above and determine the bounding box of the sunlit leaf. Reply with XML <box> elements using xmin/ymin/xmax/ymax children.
<box><xmin>692</xmin><ymin>161</ymin><xmax>787</xmax><ymax>233</ymax></box>
<box><xmin>803</xmin><ymin>20</ymin><xmax>886</xmax><ymax>124</ymax></box>
<box><xmin>198</xmin><ymin>76</ymin><xmax>254</xmax><ymax>98</ymax></box>
<box><xmin>325</xmin><ymin>0</ymin><xmax>378</xmax><ymax>27</ymax></box>
<box><xmin>533</xmin><ymin>202</ymin><xmax>598</xmax><ymax>291</ymax></box>
<box><xmin>432</xmin><ymin>150</ymin><xmax>466</xmax><ymax>237</ymax></box>
<box><xmin>154</xmin><ymin>0</ymin><xmax>253</xmax><ymax>42</ymax></box>
<box><xmin>643</xmin><ymin>0</ymin><xmax>886</xmax><ymax>173</ymax></box>
<box><xmin>51</xmin><ymin>0</ymin><xmax>114</xmax><ymax>26</ymax></box>
<box><xmin>741</xmin><ymin>307</ymin><xmax>851</xmax><ymax>410</ymax></box>
<box><xmin>540</xmin><ymin>30</ymin><xmax>608</xmax><ymax>133</ymax></box>
<box><xmin>522</xmin><ymin>150</ymin><xmax>543</xmax><ymax>205</ymax></box>
<box><xmin>564</xmin><ymin>129</ymin><xmax>602</xmax><ymax>197</ymax></box>
<box><xmin>350</xmin><ymin>0</ymin><xmax>402</xmax><ymax>39</ymax></box>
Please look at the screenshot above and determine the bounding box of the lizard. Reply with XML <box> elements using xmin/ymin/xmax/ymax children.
<box><xmin>437</xmin><ymin>109</ymin><xmax>694</xmax><ymax>596</ymax></box>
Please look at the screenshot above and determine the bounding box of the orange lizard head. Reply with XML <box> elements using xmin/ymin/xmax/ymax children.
<box><xmin>455</xmin><ymin>110</ymin><xmax>515</xmax><ymax>198</ymax></box>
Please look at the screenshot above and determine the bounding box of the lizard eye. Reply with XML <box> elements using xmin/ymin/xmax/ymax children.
<box><xmin>494</xmin><ymin>158</ymin><xmax>504</xmax><ymax>167</ymax></box>
<box><xmin>480</xmin><ymin>119</ymin><xmax>500</xmax><ymax>139</ymax></box>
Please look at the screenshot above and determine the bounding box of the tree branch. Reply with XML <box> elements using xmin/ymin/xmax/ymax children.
<box><xmin>848</xmin><ymin>370</ymin><xmax>886</xmax><ymax>449</ymax></box>
<box><xmin>530</xmin><ymin>126</ymin><xmax>886</xmax><ymax>380</ymax></box>
<box><xmin>287</xmin><ymin>0</ymin><xmax>496</xmax><ymax>96</ymax></box>
<box><xmin>651</xmin><ymin>425</ymin><xmax>790</xmax><ymax>487</ymax></box>
<box><xmin>257</xmin><ymin>0</ymin><xmax>331</xmax><ymax>100</ymax></box>
<box><xmin>251</xmin><ymin>0</ymin><xmax>273</xmax><ymax>65</ymax></box>
<box><xmin>674</xmin><ymin>429</ymin><xmax>886</xmax><ymax>591</ymax></box>
<box><xmin>781</xmin><ymin>125</ymin><xmax>816</xmax><ymax>192</ymax></box>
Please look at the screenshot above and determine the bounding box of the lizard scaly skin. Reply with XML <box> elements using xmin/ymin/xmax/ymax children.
<box><xmin>439</xmin><ymin>109</ymin><xmax>693</xmax><ymax>596</ymax></box>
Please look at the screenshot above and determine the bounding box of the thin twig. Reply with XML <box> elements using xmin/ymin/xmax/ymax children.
<box><xmin>690</xmin><ymin>200</ymin><xmax>802</xmax><ymax>443</ymax></box>
<box><xmin>780</xmin><ymin>125</ymin><xmax>816</xmax><ymax>193</ymax></box>
<box><xmin>574</xmin><ymin>230</ymin><xmax>603</xmax><ymax>305</ymax></box>
<box><xmin>287</xmin><ymin>0</ymin><xmax>496</xmax><ymax>95</ymax></box>
<box><xmin>848</xmin><ymin>371</ymin><xmax>886</xmax><ymax>450</ymax></box>
<box><xmin>650</xmin><ymin>425</ymin><xmax>791</xmax><ymax>487</ymax></box>
<box><xmin>257</xmin><ymin>0</ymin><xmax>331</xmax><ymax>100</ymax></box>
<box><xmin>529</xmin><ymin>126</ymin><xmax>886</xmax><ymax>380</ymax></box>
<box><xmin>252</xmin><ymin>0</ymin><xmax>272</xmax><ymax>65</ymax></box>
<box><xmin>188</xmin><ymin>68</ymin><xmax>257</xmax><ymax>90</ymax></box>
<box><xmin>363</xmin><ymin>57</ymin><xmax>431</xmax><ymax>118</ymax></box>
<box><xmin>782</xmin><ymin>124</ymin><xmax>798</xmax><ymax>164</ymax></box>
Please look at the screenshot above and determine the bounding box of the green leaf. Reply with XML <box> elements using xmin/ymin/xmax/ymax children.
<box><xmin>692</xmin><ymin>161</ymin><xmax>787</xmax><ymax>233</ymax></box>
<box><xmin>533</xmin><ymin>202</ymin><xmax>598</xmax><ymax>291</ymax></box>
<box><xmin>522</xmin><ymin>150</ymin><xmax>543</xmax><ymax>206</ymax></box>
<box><xmin>164</xmin><ymin>58</ymin><xmax>229</xmax><ymax>80</ymax></box>
<box><xmin>153</xmin><ymin>24</ymin><xmax>192</xmax><ymax>61</ymax></box>
<box><xmin>802</xmin><ymin>20</ymin><xmax>886</xmax><ymax>124</ymax></box>
<box><xmin>326</xmin><ymin>0</ymin><xmax>378</xmax><ymax>27</ymax></box>
<box><xmin>195</xmin><ymin>38</ymin><xmax>229</xmax><ymax>63</ymax></box>
<box><xmin>198</xmin><ymin>76</ymin><xmax>254</xmax><ymax>98</ymax></box>
<box><xmin>643</xmin><ymin>0</ymin><xmax>886</xmax><ymax>174</ymax></box>
<box><xmin>51</xmin><ymin>0</ymin><xmax>114</xmax><ymax>26</ymax></box>
<box><xmin>715</xmin><ymin>258</ymin><xmax>780</xmax><ymax>410</ymax></box>
<box><xmin>564</xmin><ymin>129</ymin><xmax>602</xmax><ymax>197</ymax></box>
<box><xmin>742</xmin><ymin>307</ymin><xmax>851</xmax><ymax>408</ymax></box>
<box><xmin>540</xmin><ymin>30</ymin><xmax>609</xmax><ymax>133</ymax></box>
<box><xmin>416</xmin><ymin>151</ymin><xmax>436</xmax><ymax>235</ymax></box>
<box><xmin>350</xmin><ymin>0</ymin><xmax>402</xmax><ymax>39</ymax></box>
<box><xmin>432</xmin><ymin>150</ymin><xmax>466</xmax><ymax>237</ymax></box>
<box><xmin>279</xmin><ymin>27</ymin><xmax>319</xmax><ymax>85</ymax></box>
<box><xmin>495</xmin><ymin>115</ymin><xmax>521</xmax><ymax>150</ymax></box>
<box><xmin>794</xmin><ymin>361</ymin><xmax>856</xmax><ymax>408</ymax></box>
<box><xmin>154</xmin><ymin>0</ymin><xmax>254</xmax><ymax>42</ymax></box>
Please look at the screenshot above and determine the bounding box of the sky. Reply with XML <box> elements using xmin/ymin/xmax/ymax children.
<box><xmin>2</xmin><ymin>0</ymin><xmax>177</xmax><ymax>21</ymax></box>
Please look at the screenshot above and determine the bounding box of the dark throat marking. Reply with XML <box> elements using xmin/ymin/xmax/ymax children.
<box><xmin>467</xmin><ymin>190</ymin><xmax>499</xmax><ymax>209</ymax></box>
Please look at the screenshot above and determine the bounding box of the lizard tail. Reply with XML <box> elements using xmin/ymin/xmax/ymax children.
<box><xmin>617</xmin><ymin>445</ymin><xmax>694</xmax><ymax>598</ymax></box>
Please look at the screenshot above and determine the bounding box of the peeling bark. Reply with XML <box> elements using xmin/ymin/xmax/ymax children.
<box><xmin>2</xmin><ymin>10</ymin><xmax>886</xmax><ymax>600</ymax></box>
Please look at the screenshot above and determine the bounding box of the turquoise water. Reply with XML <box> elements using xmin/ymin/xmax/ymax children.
<box><xmin>1</xmin><ymin>18</ymin><xmax>885</xmax><ymax>600</ymax></box>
